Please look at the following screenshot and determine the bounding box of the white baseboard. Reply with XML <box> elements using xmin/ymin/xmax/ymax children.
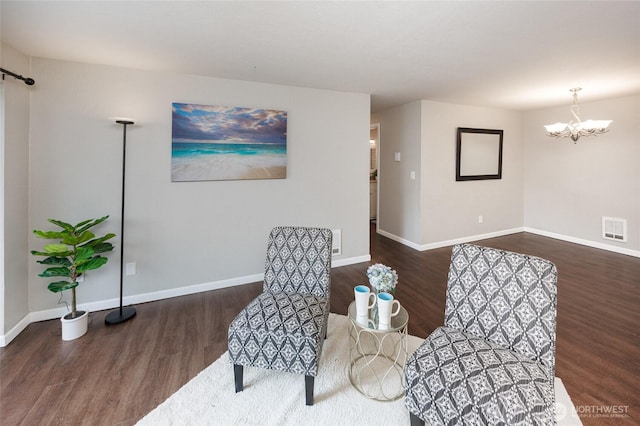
<box><xmin>333</xmin><ymin>254</ymin><xmax>371</xmax><ymax>267</ymax></box>
<box><xmin>377</xmin><ymin>227</ymin><xmax>525</xmax><ymax>251</ymax></box>
<box><xmin>378</xmin><ymin>226</ymin><xmax>640</xmax><ymax>258</ymax></box>
<box><xmin>418</xmin><ymin>228</ymin><xmax>525</xmax><ymax>251</ymax></box>
<box><xmin>376</xmin><ymin>229</ymin><xmax>423</xmax><ymax>250</ymax></box>
<box><xmin>1</xmin><ymin>254</ymin><xmax>370</xmax><ymax>347</ymax></box>
<box><xmin>0</xmin><ymin>315</ymin><xmax>31</xmax><ymax>347</ymax></box>
<box><xmin>524</xmin><ymin>227</ymin><xmax>640</xmax><ymax>258</ymax></box>
<box><xmin>2</xmin><ymin>272</ymin><xmax>267</xmax><ymax>348</ymax></box>
<box><xmin>124</xmin><ymin>272</ymin><xmax>266</xmax><ymax>307</ymax></box>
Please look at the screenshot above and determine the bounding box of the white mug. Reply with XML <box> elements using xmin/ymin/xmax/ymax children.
<box><xmin>377</xmin><ymin>292</ymin><xmax>400</xmax><ymax>326</ymax></box>
<box><xmin>354</xmin><ymin>285</ymin><xmax>376</xmax><ymax>318</ymax></box>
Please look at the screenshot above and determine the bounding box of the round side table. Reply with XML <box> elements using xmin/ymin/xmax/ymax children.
<box><xmin>347</xmin><ymin>301</ymin><xmax>409</xmax><ymax>401</ymax></box>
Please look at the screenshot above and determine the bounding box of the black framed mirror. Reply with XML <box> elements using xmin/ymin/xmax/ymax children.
<box><xmin>456</xmin><ymin>127</ymin><xmax>503</xmax><ymax>181</ymax></box>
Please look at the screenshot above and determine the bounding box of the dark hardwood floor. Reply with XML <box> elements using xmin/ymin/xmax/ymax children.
<box><xmin>1</xmin><ymin>226</ymin><xmax>639</xmax><ymax>425</ymax></box>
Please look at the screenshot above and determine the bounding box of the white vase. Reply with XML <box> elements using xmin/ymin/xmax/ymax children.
<box><xmin>61</xmin><ymin>310</ymin><xmax>88</xmax><ymax>341</ymax></box>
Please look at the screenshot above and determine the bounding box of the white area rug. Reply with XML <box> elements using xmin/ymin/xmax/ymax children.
<box><xmin>138</xmin><ymin>314</ymin><xmax>582</xmax><ymax>425</ymax></box>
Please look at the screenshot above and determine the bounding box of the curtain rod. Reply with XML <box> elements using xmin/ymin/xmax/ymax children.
<box><xmin>0</xmin><ymin>67</ymin><xmax>35</xmax><ymax>85</ymax></box>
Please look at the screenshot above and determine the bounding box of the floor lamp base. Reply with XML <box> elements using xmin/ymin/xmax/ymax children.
<box><xmin>105</xmin><ymin>306</ymin><xmax>137</xmax><ymax>325</ymax></box>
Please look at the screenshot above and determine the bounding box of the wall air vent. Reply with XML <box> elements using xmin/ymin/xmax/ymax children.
<box><xmin>331</xmin><ymin>229</ymin><xmax>342</xmax><ymax>256</ymax></box>
<box><xmin>602</xmin><ymin>217</ymin><xmax>627</xmax><ymax>242</ymax></box>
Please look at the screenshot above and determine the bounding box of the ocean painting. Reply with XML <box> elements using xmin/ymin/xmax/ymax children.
<box><xmin>172</xmin><ymin>103</ymin><xmax>287</xmax><ymax>182</ymax></box>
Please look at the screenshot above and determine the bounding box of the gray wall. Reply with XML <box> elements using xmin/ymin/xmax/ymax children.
<box><xmin>524</xmin><ymin>95</ymin><xmax>640</xmax><ymax>254</ymax></box>
<box><xmin>21</xmin><ymin>58</ymin><xmax>370</xmax><ymax>323</ymax></box>
<box><xmin>420</xmin><ymin>101</ymin><xmax>524</xmax><ymax>247</ymax></box>
<box><xmin>374</xmin><ymin>101</ymin><xmax>422</xmax><ymax>245</ymax></box>
<box><xmin>374</xmin><ymin>95</ymin><xmax>639</xmax><ymax>257</ymax></box>
<box><xmin>373</xmin><ymin>100</ymin><xmax>524</xmax><ymax>248</ymax></box>
<box><xmin>4</xmin><ymin>52</ymin><xmax>637</xmax><ymax>344</ymax></box>
<box><xmin>1</xmin><ymin>43</ymin><xmax>31</xmax><ymax>340</ymax></box>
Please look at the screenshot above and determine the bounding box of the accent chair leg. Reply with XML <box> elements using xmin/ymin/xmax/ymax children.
<box><xmin>234</xmin><ymin>364</ymin><xmax>243</xmax><ymax>393</ymax></box>
<box><xmin>305</xmin><ymin>375</ymin><xmax>314</xmax><ymax>406</ymax></box>
<box><xmin>409</xmin><ymin>412</ymin><xmax>425</xmax><ymax>426</ymax></box>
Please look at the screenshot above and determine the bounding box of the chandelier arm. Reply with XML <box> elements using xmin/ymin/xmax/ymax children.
<box><xmin>570</xmin><ymin>103</ymin><xmax>582</xmax><ymax>126</ymax></box>
<box><xmin>570</xmin><ymin>89</ymin><xmax>582</xmax><ymax>126</ymax></box>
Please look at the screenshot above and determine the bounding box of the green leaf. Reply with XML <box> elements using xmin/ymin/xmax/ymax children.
<box><xmin>74</xmin><ymin>218</ymin><xmax>94</xmax><ymax>229</ymax></box>
<box><xmin>42</xmin><ymin>244</ymin><xmax>73</xmax><ymax>256</ymax></box>
<box><xmin>76</xmin><ymin>216</ymin><xmax>109</xmax><ymax>234</ymax></box>
<box><xmin>47</xmin><ymin>280</ymin><xmax>79</xmax><ymax>293</ymax></box>
<box><xmin>37</xmin><ymin>256</ymin><xmax>72</xmax><ymax>267</ymax></box>
<box><xmin>76</xmin><ymin>256</ymin><xmax>108</xmax><ymax>273</ymax></box>
<box><xmin>81</xmin><ymin>233</ymin><xmax>116</xmax><ymax>249</ymax></box>
<box><xmin>61</xmin><ymin>230</ymin><xmax>95</xmax><ymax>246</ymax></box>
<box><xmin>47</xmin><ymin>219</ymin><xmax>74</xmax><ymax>232</ymax></box>
<box><xmin>74</xmin><ymin>246</ymin><xmax>95</xmax><ymax>263</ymax></box>
<box><xmin>91</xmin><ymin>242</ymin><xmax>114</xmax><ymax>254</ymax></box>
<box><xmin>39</xmin><ymin>266</ymin><xmax>71</xmax><ymax>278</ymax></box>
<box><xmin>33</xmin><ymin>230</ymin><xmax>66</xmax><ymax>240</ymax></box>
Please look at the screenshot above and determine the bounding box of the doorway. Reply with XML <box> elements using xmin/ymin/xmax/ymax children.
<box><xmin>0</xmin><ymin>82</ymin><xmax>4</xmax><ymax>335</ymax></box>
<box><xmin>369</xmin><ymin>123</ymin><xmax>380</xmax><ymax>232</ymax></box>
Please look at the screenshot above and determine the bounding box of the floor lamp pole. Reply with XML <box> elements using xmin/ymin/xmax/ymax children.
<box><xmin>105</xmin><ymin>119</ymin><xmax>137</xmax><ymax>325</ymax></box>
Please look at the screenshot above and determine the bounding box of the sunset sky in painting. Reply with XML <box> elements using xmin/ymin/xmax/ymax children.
<box><xmin>172</xmin><ymin>103</ymin><xmax>287</xmax><ymax>144</ymax></box>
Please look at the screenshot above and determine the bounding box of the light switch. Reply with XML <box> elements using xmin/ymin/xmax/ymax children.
<box><xmin>410</xmin><ymin>171</ymin><xmax>416</xmax><ymax>180</ymax></box>
<box><xmin>394</xmin><ymin>152</ymin><xmax>401</xmax><ymax>162</ymax></box>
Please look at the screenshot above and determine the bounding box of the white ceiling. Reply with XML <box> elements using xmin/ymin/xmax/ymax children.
<box><xmin>2</xmin><ymin>1</ymin><xmax>639</xmax><ymax>112</ymax></box>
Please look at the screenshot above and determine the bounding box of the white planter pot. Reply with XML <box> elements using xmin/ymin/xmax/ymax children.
<box><xmin>61</xmin><ymin>310</ymin><xmax>88</xmax><ymax>341</ymax></box>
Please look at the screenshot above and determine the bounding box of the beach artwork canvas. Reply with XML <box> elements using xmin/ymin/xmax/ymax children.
<box><xmin>171</xmin><ymin>103</ymin><xmax>287</xmax><ymax>182</ymax></box>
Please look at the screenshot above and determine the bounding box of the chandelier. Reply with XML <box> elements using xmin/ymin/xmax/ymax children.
<box><xmin>544</xmin><ymin>88</ymin><xmax>612</xmax><ymax>143</ymax></box>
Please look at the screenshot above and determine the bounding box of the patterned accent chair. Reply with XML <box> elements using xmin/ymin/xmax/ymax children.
<box><xmin>404</xmin><ymin>244</ymin><xmax>558</xmax><ymax>425</ymax></box>
<box><xmin>228</xmin><ymin>226</ymin><xmax>333</xmax><ymax>406</ymax></box>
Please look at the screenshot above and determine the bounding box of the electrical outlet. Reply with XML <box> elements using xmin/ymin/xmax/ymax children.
<box><xmin>126</xmin><ymin>262</ymin><xmax>137</xmax><ymax>276</ymax></box>
<box><xmin>478</xmin><ymin>215</ymin><xmax>483</xmax><ymax>224</ymax></box>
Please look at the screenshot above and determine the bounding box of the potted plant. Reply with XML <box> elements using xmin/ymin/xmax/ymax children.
<box><xmin>31</xmin><ymin>215</ymin><xmax>115</xmax><ymax>340</ymax></box>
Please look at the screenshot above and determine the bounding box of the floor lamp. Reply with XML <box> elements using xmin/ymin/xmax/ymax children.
<box><xmin>105</xmin><ymin>119</ymin><xmax>137</xmax><ymax>325</ymax></box>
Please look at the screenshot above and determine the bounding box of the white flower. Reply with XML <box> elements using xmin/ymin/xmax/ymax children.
<box><xmin>366</xmin><ymin>263</ymin><xmax>398</xmax><ymax>293</ymax></box>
